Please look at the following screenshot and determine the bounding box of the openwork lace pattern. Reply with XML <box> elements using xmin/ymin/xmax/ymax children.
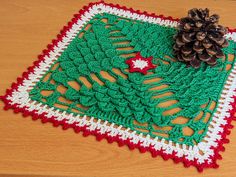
<box><xmin>29</xmin><ymin>13</ymin><xmax>235</xmax><ymax>146</ymax></box>
<box><xmin>1</xmin><ymin>1</ymin><xmax>236</xmax><ymax>172</ymax></box>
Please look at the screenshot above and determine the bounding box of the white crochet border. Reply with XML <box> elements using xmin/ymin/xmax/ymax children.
<box><xmin>5</xmin><ymin>3</ymin><xmax>236</xmax><ymax>165</ymax></box>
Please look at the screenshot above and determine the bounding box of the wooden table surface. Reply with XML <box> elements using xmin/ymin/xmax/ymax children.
<box><xmin>0</xmin><ymin>0</ymin><xmax>236</xmax><ymax>176</ymax></box>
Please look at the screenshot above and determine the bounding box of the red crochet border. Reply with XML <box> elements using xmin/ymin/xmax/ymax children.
<box><xmin>1</xmin><ymin>1</ymin><xmax>236</xmax><ymax>172</ymax></box>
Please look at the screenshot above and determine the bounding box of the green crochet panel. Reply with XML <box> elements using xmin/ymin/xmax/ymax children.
<box><xmin>29</xmin><ymin>13</ymin><xmax>236</xmax><ymax>146</ymax></box>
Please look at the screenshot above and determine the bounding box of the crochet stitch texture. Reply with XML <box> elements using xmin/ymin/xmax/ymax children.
<box><xmin>30</xmin><ymin>12</ymin><xmax>235</xmax><ymax>146</ymax></box>
<box><xmin>1</xmin><ymin>1</ymin><xmax>236</xmax><ymax>172</ymax></box>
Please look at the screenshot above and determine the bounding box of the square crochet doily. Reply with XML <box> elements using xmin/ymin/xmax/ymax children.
<box><xmin>1</xmin><ymin>1</ymin><xmax>236</xmax><ymax>172</ymax></box>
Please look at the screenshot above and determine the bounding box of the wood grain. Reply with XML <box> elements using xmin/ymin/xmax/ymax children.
<box><xmin>0</xmin><ymin>0</ymin><xmax>236</xmax><ymax>177</ymax></box>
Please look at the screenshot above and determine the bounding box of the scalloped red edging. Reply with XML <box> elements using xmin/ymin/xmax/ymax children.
<box><xmin>1</xmin><ymin>1</ymin><xmax>236</xmax><ymax>172</ymax></box>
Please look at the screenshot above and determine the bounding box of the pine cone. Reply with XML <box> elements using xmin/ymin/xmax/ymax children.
<box><xmin>173</xmin><ymin>8</ymin><xmax>228</xmax><ymax>68</ymax></box>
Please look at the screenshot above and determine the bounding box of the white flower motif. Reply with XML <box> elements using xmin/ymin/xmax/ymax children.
<box><xmin>132</xmin><ymin>59</ymin><xmax>148</xmax><ymax>70</ymax></box>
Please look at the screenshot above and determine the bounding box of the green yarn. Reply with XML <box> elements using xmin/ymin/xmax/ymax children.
<box><xmin>29</xmin><ymin>13</ymin><xmax>236</xmax><ymax>146</ymax></box>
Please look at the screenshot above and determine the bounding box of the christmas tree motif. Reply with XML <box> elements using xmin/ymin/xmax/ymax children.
<box><xmin>29</xmin><ymin>13</ymin><xmax>235</xmax><ymax>146</ymax></box>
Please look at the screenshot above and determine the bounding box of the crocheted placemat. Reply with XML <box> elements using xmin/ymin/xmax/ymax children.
<box><xmin>1</xmin><ymin>1</ymin><xmax>236</xmax><ymax>172</ymax></box>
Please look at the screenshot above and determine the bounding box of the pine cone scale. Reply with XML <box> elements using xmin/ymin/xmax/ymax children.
<box><xmin>206</xmin><ymin>47</ymin><xmax>217</xmax><ymax>56</ymax></box>
<box><xmin>200</xmin><ymin>53</ymin><xmax>212</xmax><ymax>61</ymax></box>
<box><xmin>190</xmin><ymin>59</ymin><xmax>201</xmax><ymax>68</ymax></box>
